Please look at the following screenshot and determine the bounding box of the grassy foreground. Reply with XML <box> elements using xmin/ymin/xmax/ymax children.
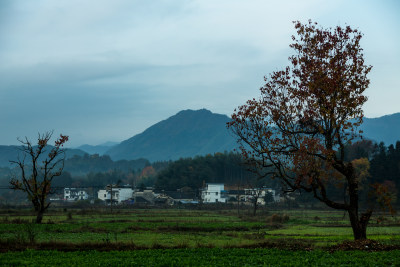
<box><xmin>1</xmin><ymin>208</ymin><xmax>399</xmax><ymax>247</ymax></box>
<box><xmin>1</xmin><ymin>248</ymin><xmax>400</xmax><ymax>266</ymax></box>
<box><xmin>0</xmin><ymin>208</ymin><xmax>399</xmax><ymax>266</ymax></box>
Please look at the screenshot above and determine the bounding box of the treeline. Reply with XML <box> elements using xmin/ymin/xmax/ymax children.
<box><xmin>155</xmin><ymin>152</ymin><xmax>281</xmax><ymax>191</ymax></box>
<box><xmin>2</xmin><ymin>141</ymin><xmax>399</xmax><ymax>206</ymax></box>
<box><xmin>296</xmin><ymin>140</ymin><xmax>400</xmax><ymax>206</ymax></box>
<box><xmin>63</xmin><ymin>154</ymin><xmax>149</xmax><ymax>176</ymax></box>
<box><xmin>0</xmin><ymin>154</ymin><xmax>169</xmax><ymax>198</ymax></box>
<box><xmin>370</xmin><ymin>142</ymin><xmax>400</xmax><ymax>184</ymax></box>
<box><xmin>154</xmin><ymin>142</ymin><xmax>399</xmax><ymax>207</ymax></box>
<box><xmin>53</xmin><ymin>161</ymin><xmax>170</xmax><ymax>189</ymax></box>
<box><xmin>345</xmin><ymin>140</ymin><xmax>400</xmax><ymax>189</ymax></box>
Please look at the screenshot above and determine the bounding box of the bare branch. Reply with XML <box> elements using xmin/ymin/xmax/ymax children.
<box><xmin>9</xmin><ymin>131</ymin><xmax>68</xmax><ymax>223</ymax></box>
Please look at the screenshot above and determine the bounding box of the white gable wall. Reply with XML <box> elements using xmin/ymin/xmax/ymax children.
<box><xmin>201</xmin><ymin>183</ymin><xmax>227</xmax><ymax>203</ymax></box>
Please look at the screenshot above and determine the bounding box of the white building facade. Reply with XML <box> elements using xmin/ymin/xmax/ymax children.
<box><xmin>201</xmin><ymin>183</ymin><xmax>227</xmax><ymax>203</ymax></box>
<box><xmin>64</xmin><ymin>188</ymin><xmax>89</xmax><ymax>201</ymax></box>
<box><xmin>97</xmin><ymin>187</ymin><xmax>134</xmax><ymax>204</ymax></box>
<box><xmin>244</xmin><ymin>188</ymin><xmax>279</xmax><ymax>205</ymax></box>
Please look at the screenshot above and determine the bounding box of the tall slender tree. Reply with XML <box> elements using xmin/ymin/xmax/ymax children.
<box><xmin>10</xmin><ymin>132</ymin><xmax>69</xmax><ymax>223</ymax></box>
<box><xmin>228</xmin><ymin>20</ymin><xmax>391</xmax><ymax>240</ymax></box>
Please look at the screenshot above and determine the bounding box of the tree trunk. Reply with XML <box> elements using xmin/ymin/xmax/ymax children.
<box><xmin>348</xmin><ymin>209</ymin><xmax>371</xmax><ymax>240</ymax></box>
<box><xmin>346</xmin><ymin>169</ymin><xmax>372</xmax><ymax>240</ymax></box>
<box><xmin>36</xmin><ymin>209</ymin><xmax>44</xmax><ymax>224</ymax></box>
<box><xmin>253</xmin><ymin>200</ymin><xmax>258</xmax><ymax>216</ymax></box>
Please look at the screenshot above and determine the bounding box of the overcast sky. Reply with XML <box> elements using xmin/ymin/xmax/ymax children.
<box><xmin>1</xmin><ymin>0</ymin><xmax>399</xmax><ymax>147</ymax></box>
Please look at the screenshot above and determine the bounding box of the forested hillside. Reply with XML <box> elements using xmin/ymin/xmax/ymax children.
<box><xmin>154</xmin><ymin>143</ymin><xmax>400</xmax><ymax>207</ymax></box>
<box><xmin>155</xmin><ymin>152</ymin><xmax>281</xmax><ymax>191</ymax></box>
<box><xmin>106</xmin><ymin>109</ymin><xmax>237</xmax><ymax>161</ymax></box>
<box><xmin>0</xmin><ymin>145</ymin><xmax>86</xmax><ymax>167</ymax></box>
<box><xmin>63</xmin><ymin>154</ymin><xmax>149</xmax><ymax>176</ymax></box>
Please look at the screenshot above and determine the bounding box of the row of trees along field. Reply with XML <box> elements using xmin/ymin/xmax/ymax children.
<box><xmin>153</xmin><ymin>142</ymin><xmax>399</xmax><ymax>204</ymax></box>
<box><xmin>346</xmin><ymin>140</ymin><xmax>399</xmax><ymax>207</ymax></box>
<box><xmin>3</xmin><ymin>133</ymin><xmax>400</xmax><ymax>232</ymax></box>
<box><xmin>0</xmin><ymin>153</ymin><xmax>168</xmax><ymax>188</ymax></box>
<box><xmin>295</xmin><ymin>140</ymin><xmax>399</xmax><ymax>207</ymax></box>
<box><xmin>155</xmin><ymin>152</ymin><xmax>279</xmax><ymax>190</ymax></box>
<box><xmin>63</xmin><ymin>154</ymin><xmax>149</xmax><ymax>176</ymax></box>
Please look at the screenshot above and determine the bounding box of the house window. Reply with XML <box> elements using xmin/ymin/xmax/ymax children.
<box><xmin>215</xmin><ymin>192</ymin><xmax>218</xmax><ymax>196</ymax></box>
<box><xmin>104</xmin><ymin>194</ymin><xmax>106</xmax><ymax>198</ymax></box>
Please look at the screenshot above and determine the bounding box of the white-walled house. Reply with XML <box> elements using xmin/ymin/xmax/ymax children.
<box><xmin>244</xmin><ymin>188</ymin><xmax>279</xmax><ymax>205</ymax></box>
<box><xmin>201</xmin><ymin>183</ymin><xmax>227</xmax><ymax>203</ymax></box>
<box><xmin>97</xmin><ymin>186</ymin><xmax>134</xmax><ymax>204</ymax></box>
<box><xmin>64</xmin><ymin>188</ymin><xmax>89</xmax><ymax>201</ymax></box>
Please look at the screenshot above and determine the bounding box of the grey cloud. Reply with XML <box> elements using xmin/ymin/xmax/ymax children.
<box><xmin>0</xmin><ymin>0</ymin><xmax>399</xmax><ymax>146</ymax></box>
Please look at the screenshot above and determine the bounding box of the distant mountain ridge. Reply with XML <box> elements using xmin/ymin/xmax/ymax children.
<box><xmin>0</xmin><ymin>145</ymin><xmax>87</xmax><ymax>168</ymax></box>
<box><xmin>106</xmin><ymin>109</ymin><xmax>237</xmax><ymax>162</ymax></box>
<box><xmin>1</xmin><ymin>110</ymin><xmax>400</xmax><ymax>166</ymax></box>
<box><xmin>105</xmin><ymin>109</ymin><xmax>400</xmax><ymax>162</ymax></box>
<box><xmin>362</xmin><ymin>113</ymin><xmax>400</xmax><ymax>145</ymax></box>
<box><xmin>77</xmin><ymin>141</ymin><xmax>119</xmax><ymax>155</ymax></box>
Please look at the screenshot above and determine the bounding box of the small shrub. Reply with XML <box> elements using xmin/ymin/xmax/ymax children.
<box><xmin>176</xmin><ymin>239</ymin><xmax>189</xmax><ymax>248</ymax></box>
<box><xmin>11</xmin><ymin>218</ymin><xmax>29</xmax><ymax>224</ymax></box>
<box><xmin>151</xmin><ymin>242</ymin><xmax>163</xmax><ymax>249</ymax></box>
<box><xmin>270</xmin><ymin>213</ymin><xmax>289</xmax><ymax>223</ymax></box>
<box><xmin>102</xmin><ymin>233</ymin><xmax>111</xmax><ymax>244</ymax></box>
<box><xmin>282</xmin><ymin>214</ymin><xmax>289</xmax><ymax>222</ymax></box>
<box><xmin>24</xmin><ymin>223</ymin><xmax>37</xmax><ymax>244</ymax></box>
<box><xmin>10</xmin><ymin>231</ymin><xmax>26</xmax><ymax>244</ymax></box>
<box><xmin>268</xmin><ymin>223</ymin><xmax>283</xmax><ymax>230</ymax></box>
<box><xmin>376</xmin><ymin>215</ymin><xmax>385</xmax><ymax>224</ymax></box>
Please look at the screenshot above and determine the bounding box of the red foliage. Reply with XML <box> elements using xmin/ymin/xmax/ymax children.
<box><xmin>228</xmin><ymin>20</ymin><xmax>384</xmax><ymax>240</ymax></box>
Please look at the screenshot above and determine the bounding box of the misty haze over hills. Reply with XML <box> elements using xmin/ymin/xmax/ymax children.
<box><xmin>1</xmin><ymin>109</ymin><xmax>400</xmax><ymax>166</ymax></box>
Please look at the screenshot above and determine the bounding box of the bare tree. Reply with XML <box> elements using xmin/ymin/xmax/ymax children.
<box><xmin>245</xmin><ymin>188</ymin><xmax>264</xmax><ymax>216</ymax></box>
<box><xmin>10</xmin><ymin>132</ymin><xmax>69</xmax><ymax>223</ymax></box>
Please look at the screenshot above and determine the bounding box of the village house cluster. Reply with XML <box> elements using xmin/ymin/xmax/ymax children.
<box><xmin>62</xmin><ymin>183</ymin><xmax>280</xmax><ymax>205</ymax></box>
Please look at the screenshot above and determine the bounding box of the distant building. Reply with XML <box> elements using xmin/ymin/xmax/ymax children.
<box><xmin>133</xmin><ymin>189</ymin><xmax>157</xmax><ymax>204</ymax></box>
<box><xmin>64</xmin><ymin>188</ymin><xmax>89</xmax><ymax>201</ymax></box>
<box><xmin>201</xmin><ymin>183</ymin><xmax>227</xmax><ymax>203</ymax></box>
<box><xmin>164</xmin><ymin>189</ymin><xmax>197</xmax><ymax>204</ymax></box>
<box><xmin>97</xmin><ymin>185</ymin><xmax>134</xmax><ymax>204</ymax></box>
<box><xmin>244</xmin><ymin>188</ymin><xmax>279</xmax><ymax>205</ymax></box>
<box><xmin>225</xmin><ymin>189</ymin><xmax>246</xmax><ymax>203</ymax></box>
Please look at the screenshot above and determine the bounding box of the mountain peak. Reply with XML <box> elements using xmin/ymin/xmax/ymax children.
<box><xmin>174</xmin><ymin>109</ymin><xmax>216</xmax><ymax>118</ymax></box>
<box><xmin>106</xmin><ymin>109</ymin><xmax>236</xmax><ymax>162</ymax></box>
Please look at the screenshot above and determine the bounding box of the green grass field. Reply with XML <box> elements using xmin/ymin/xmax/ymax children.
<box><xmin>1</xmin><ymin>248</ymin><xmax>400</xmax><ymax>266</ymax></box>
<box><xmin>0</xmin><ymin>207</ymin><xmax>399</xmax><ymax>266</ymax></box>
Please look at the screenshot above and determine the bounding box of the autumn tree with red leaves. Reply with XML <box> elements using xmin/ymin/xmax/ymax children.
<box><xmin>10</xmin><ymin>132</ymin><xmax>69</xmax><ymax>223</ymax></box>
<box><xmin>228</xmin><ymin>20</ymin><xmax>391</xmax><ymax>240</ymax></box>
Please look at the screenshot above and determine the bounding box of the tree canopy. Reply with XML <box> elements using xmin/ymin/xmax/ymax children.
<box><xmin>228</xmin><ymin>20</ymin><xmax>390</xmax><ymax>240</ymax></box>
